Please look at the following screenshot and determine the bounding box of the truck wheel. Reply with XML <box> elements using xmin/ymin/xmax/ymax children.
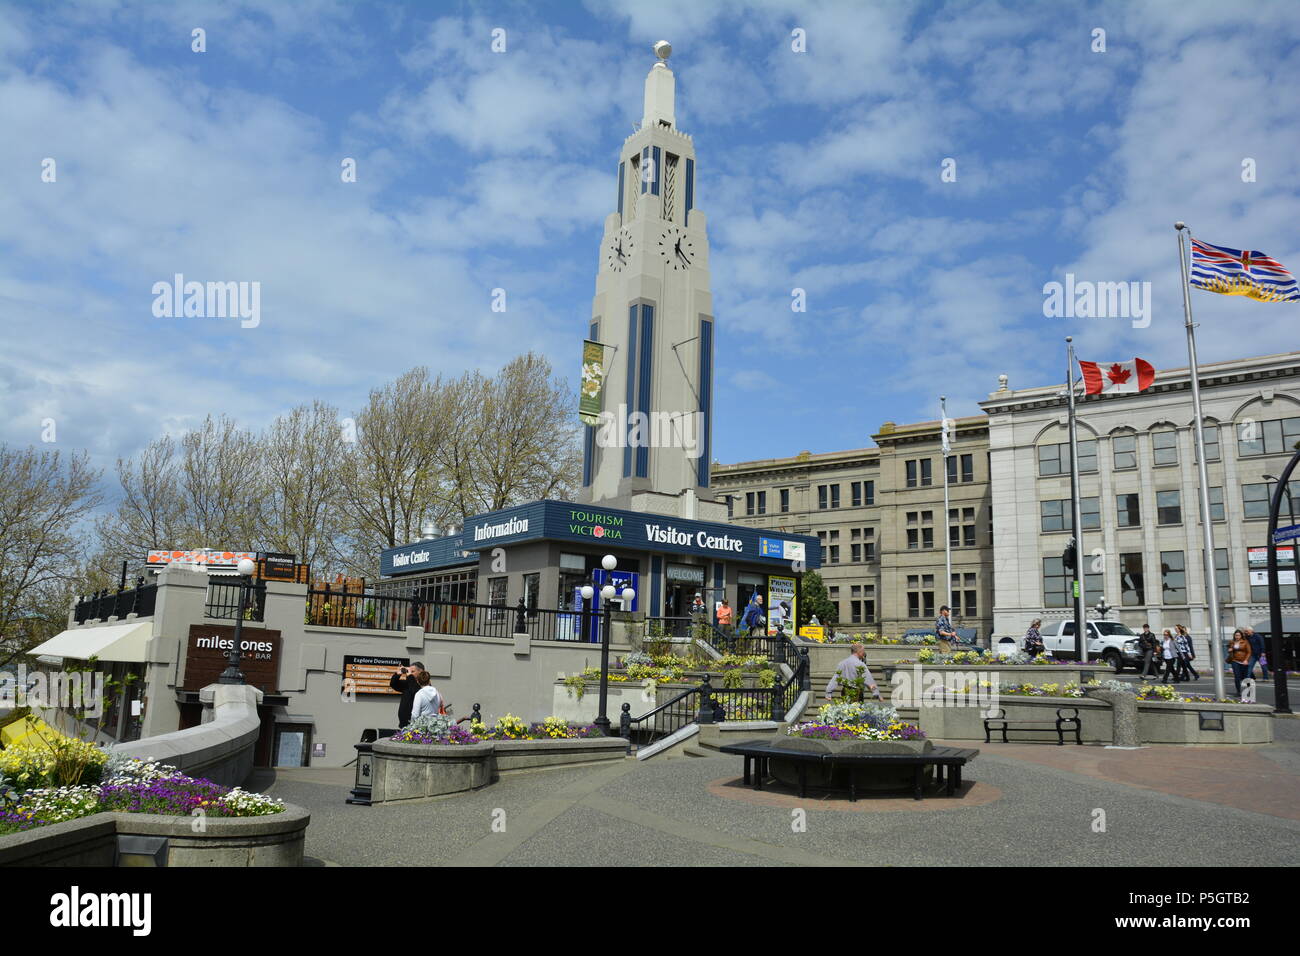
<box><xmin>1103</xmin><ymin>651</ymin><xmax>1122</xmax><ymax>674</ymax></box>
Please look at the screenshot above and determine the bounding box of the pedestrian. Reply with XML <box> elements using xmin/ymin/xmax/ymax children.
<box><xmin>1159</xmin><ymin>629</ymin><xmax>1179</xmax><ymax>683</ymax></box>
<box><xmin>716</xmin><ymin>598</ymin><xmax>733</xmax><ymax>632</ymax></box>
<box><xmin>1024</xmin><ymin>619</ymin><xmax>1045</xmax><ymax>658</ymax></box>
<box><xmin>410</xmin><ymin>670</ymin><xmax>445</xmax><ymax>720</ymax></box>
<box><xmin>690</xmin><ymin>592</ymin><xmax>707</xmax><ymax>620</ymax></box>
<box><xmin>826</xmin><ymin>642</ymin><xmax>882</xmax><ymax>702</ymax></box>
<box><xmin>1226</xmin><ymin>629</ymin><xmax>1252</xmax><ymax>697</ymax></box>
<box><xmin>741</xmin><ymin>592</ymin><xmax>765</xmax><ymax>638</ymax></box>
<box><xmin>1174</xmin><ymin>624</ymin><xmax>1199</xmax><ymax>681</ymax></box>
<box><xmin>1244</xmin><ymin>626</ymin><xmax>1268</xmax><ymax>680</ymax></box>
<box><xmin>388</xmin><ymin>661</ymin><xmax>424</xmax><ymax>728</ymax></box>
<box><xmin>935</xmin><ymin>606</ymin><xmax>957</xmax><ymax>654</ymax></box>
<box><xmin>1138</xmin><ymin>624</ymin><xmax>1159</xmax><ymax>678</ymax></box>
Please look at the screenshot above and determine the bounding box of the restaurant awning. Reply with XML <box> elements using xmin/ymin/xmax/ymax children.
<box><xmin>29</xmin><ymin>621</ymin><xmax>153</xmax><ymax>663</ymax></box>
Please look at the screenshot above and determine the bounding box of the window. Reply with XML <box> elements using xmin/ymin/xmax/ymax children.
<box><xmin>779</xmin><ymin>488</ymin><xmax>790</xmax><ymax>513</ymax></box>
<box><xmin>906</xmin><ymin>459</ymin><xmax>932</xmax><ymax>488</ymax></box>
<box><xmin>746</xmin><ymin>492</ymin><xmax>755</xmax><ymax>516</ymax></box>
<box><xmin>1237</xmin><ymin>415</ymin><xmax>1300</xmax><ymax>457</ymax></box>
<box><xmin>907</xmin><ymin>574</ymin><xmax>935</xmax><ymax>618</ymax></box>
<box><xmin>830</xmin><ymin>485</ymin><xmax>840</xmax><ymax>508</ymax></box>
<box><xmin>864</xmin><ymin>481</ymin><xmax>875</xmax><ymax>505</ymax></box>
<box><xmin>922</xmin><ymin>528</ymin><xmax>934</xmax><ymax>549</ymax></box>
<box><xmin>1120</xmin><ymin>552</ymin><xmax>1145</xmax><ymax>606</ymax></box>
<box><xmin>1156</xmin><ymin>490</ymin><xmax>1182</xmax><ymax>525</ymax></box>
<box><xmin>851</xmin><ymin>482</ymin><xmax>862</xmax><ymax>507</ymax></box>
<box><xmin>1038</xmin><ymin>439</ymin><xmax>1097</xmax><ymax>476</ymax></box>
<box><xmin>907</xmin><ymin>529</ymin><xmax>919</xmax><ymax>550</ymax></box>
<box><xmin>947</xmin><ymin>454</ymin><xmax>975</xmax><ymax>484</ymax></box>
<box><xmin>850</xmin><ymin>600</ymin><xmax>862</xmax><ymax>624</ymax></box>
<box><xmin>1116</xmin><ymin>493</ymin><xmax>1141</xmax><ymax>527</ymax></box>
<box><xmin>726</xmin><ymin>495</ymin><xmax>734</xmax><ymax>518</ymax></box>
<box><xmin>851</xmin><ymin>544</ymin><xmax>861</xmax><ymax>563</ymax></box>
<box><xmin>1196</xmin><ymin>423</ymin><xmax>1220</xmax><ymax>462</ymax></box>
<box><xmin>1113</xmin><ymin>434</ymin><xmax>1137</xmax><ymax>469</ymax></box>
<box><xmin>818</xmin><ymin>485</ymin><xmax>827</xmax><ymax>509</ymax></box>
<box><xmin>1042</xmin><ymin>556</ymin><xmax>1103</xmax><ymax>608</ymax></box>
<box><xmin>757</xmin><ymin>491</ymin><xmax>766</xmax><ymax>514</ymax></box>
<box><xmin>523</xmin><ymin>573</ymin><xmax>540</xmax><ymax>613</ymax></box>
<box><xmin>1206</xmin><ymin>549</ymin><xmax>1230</xmax><ymax>603</ymax></box>
<box><xmin>1041</xmin><ymin>498</ymin><xmax>1099</xmax><ymax>532</ymax></box>
<box><xmin>1243</xmin><ymin>481</ymin><xmax>1300</xmax><ymax>519</ymax></box>
<box><xmin>828</xmin><ymin>545</ymin><xmax>840</xmax><ymax>564</ymax></box>
<box><xmin>488</xmin><ymin>576</ymin><xmax>509</xmax><ymax>622</ymax></box>
<box><xmin>950</xmin><ymin>573</ymin><xmax>978</xmax><ymax>618</ymax></box>
<box><xmin>1207</xmin><ymin>486</ymin><xmax>1224</xmax><ymax>522</ymax></box>
<box><xmin>950</xmin><ymin>507</ymin><xmax>977</xmax><ymax>547</ymax></box>
<box><xmin>1160</xmin><ymin>551</ymin><xmax>1186</xmax><ymax>604</ymax></box>
<box><xmin>1152</xmin><ymin>429</ymin><xmax>1179</xmax><ymax>466</ymax></box>
<box><xmin>817</xmin><ymin>484</ymin><xmax>839</xmax><ymax>509</ymax></box>
<box><xmin>1249</xmin><ymin>547</ymin><xmax>1299</xmax><ymax>602</ymax></box>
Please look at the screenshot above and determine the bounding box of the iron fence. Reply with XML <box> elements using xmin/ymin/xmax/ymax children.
<box><xmin>204</xmin><ymin>580</ymin><xmax>266</xmax><ymax>622</ymax></box>
<box><xmin>74</xmin><ymin>580</ymin><xmax>158</xmax><ymax>624</ymax></box>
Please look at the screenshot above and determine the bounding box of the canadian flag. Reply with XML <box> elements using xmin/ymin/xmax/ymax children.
<box><xmin>1079</xmin><ymin>358</ymin><xmax>1155</xmax><ymax>395</ymax></box>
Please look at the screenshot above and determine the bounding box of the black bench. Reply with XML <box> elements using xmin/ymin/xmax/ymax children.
<box><xmin>718</xmin><ymin>740</ymin><xmax>979</xmax><ymax>801</ymax></box>
<box><xmin>983</xmin><ymin>706</ymin><xmax>1081</xmax><ymax>745</ymax></box>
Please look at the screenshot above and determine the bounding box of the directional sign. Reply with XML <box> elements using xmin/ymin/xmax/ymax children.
<box><xmin>1272</xmin><ymin>524</ymin><xmax>1300</xmax><ymax>544</ymax></box>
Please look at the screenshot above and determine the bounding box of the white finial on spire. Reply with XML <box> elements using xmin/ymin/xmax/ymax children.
<box><xmin>643</xmin><ymin>41</ymin><xmax>676</xmax><ymax>128</ymax></box>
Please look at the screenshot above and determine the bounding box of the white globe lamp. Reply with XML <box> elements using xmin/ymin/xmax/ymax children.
<box><xmin>602</xmin><ymin>554</ymin><xmax>617</xmax><ymax>571</ymax></box>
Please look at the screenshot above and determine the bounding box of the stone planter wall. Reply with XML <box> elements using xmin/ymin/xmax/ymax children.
<box><xmin>368</xmin><ymin>736</ymin><xmax>628</xmax><ymax>804</ymax></box>
<box><xmin>0</xmin><ymin>804</ymin><xmax>311</xmax><ymax>867</ymax></box>
<box><xmin>880</xmin><ymin>663</ymin><xmax>1106</xmax><ymax>701</ymax></box>
<box><xmin>916</xmin><ymin>695</ymin><xmax>1112</xmax><ymax>742</ymax></box>
<box><xmin>1136</xmin><ymin>700</ymin><xmax>1273</xmax><ymax>744</ymax></box>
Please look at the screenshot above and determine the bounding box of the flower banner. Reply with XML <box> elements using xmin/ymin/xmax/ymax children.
<box><xmin>579</xmin><ymin>339</ymin><xmax>607</xmax><ymax>426</ymax></box>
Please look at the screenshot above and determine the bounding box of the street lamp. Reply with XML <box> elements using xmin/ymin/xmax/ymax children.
<box><xmin>218</xmin><ymin>558</ymin><xmax>257</xmax><ymax>685</ymax></box>
<box><xmin>592</xmin><ymin>554</ymin><xmax>635</xmax><ymax>736</ymax></box>
<box><xmin>1094</xmin><ymin>596</ymin><xmax>1112</xmax><ymax>621</ymax></box>
<box><xmin>1263</xmin><ymin>475</ymin><xmax>1297</xmax><ymax>529</ymax></box>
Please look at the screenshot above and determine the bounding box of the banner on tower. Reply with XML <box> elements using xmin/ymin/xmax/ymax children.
<box><xmin>579</xmin><ymin>340</ymin><xmax>607</xmax><ymax>426</ymax></box>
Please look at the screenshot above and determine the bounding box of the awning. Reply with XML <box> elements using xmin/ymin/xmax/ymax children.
<box><xmin>29</xmin><ymin>621</ymin><xmax>153</xmax><ymax>663</ymax></box>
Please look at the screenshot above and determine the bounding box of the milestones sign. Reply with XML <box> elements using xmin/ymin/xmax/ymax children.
<box><xmin>183</xmin><ymin>625</ymin><xmax>281</xmax><ymax>691</ymax></box>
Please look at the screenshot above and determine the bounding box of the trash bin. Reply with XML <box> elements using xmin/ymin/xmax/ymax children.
<box><xmin>994</xmin><ymin>637</ymin><xmax>1019</xmax><ymax>659</ymax></box>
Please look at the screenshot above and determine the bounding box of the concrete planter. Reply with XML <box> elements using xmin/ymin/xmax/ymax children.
<box><xmin>0</xmin><ymin>804</ymin><xmax>311</xmax><ymax>867</ymax></box>
<box><xmin>1136</xmin><ymin>699</ymin><xmax>1273</xmax><ymax>744</ymax></box>
<box><xmin>769</xmin><ymin>734</ymin><xmax>934</xmax><ymax>792</ymax></box>
<box><xmin>490</xmin><ymin>736</ymin><xmax>628</xmax><ymax>772</ymax></box>
<box><xmin>371</xmin><ymin>740</ymin><xmax>494</xmax><ymax>802</ymax></box>
<box><xmin>880</xmin><ymin>662</ymin><xmax>1105</xmax><ymax>698</ymax></box>
<box><xmin>917</xmin><ymin>695</ymin><xmax>1110</xmax><ymax>742</ymax></box>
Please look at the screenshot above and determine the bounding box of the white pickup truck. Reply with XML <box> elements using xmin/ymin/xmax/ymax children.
<box><xmin>1038</xmin><ymin>619</ymin><xmax>1145</xmax><ymax>673</ymax></box>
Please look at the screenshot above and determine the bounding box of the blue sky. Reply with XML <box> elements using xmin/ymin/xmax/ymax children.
<box><xmin>2</xmin><ymin>0</ymin><xmax>1298</xmax><ymax>478</ymax></box>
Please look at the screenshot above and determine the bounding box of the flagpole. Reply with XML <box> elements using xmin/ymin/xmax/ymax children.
<box><xmin>941</xmin><ymin>396</ymin><xmax>953</xmax><ymax>629</ymax></box>
<box><xmin>1175</xmin><ymin>221</ymin><xmax>1227</xmax><ymax>699</ymax></box>
<box><xmin>1066</xmin><ymin>337</ymin><xmax>1087</xmax><ymax>662</ymax></box>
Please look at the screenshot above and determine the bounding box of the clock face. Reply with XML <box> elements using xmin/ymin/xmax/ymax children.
<box><xmin>605</xmin><ymin>228</ymin><xmax>635</xmax><ymax>272</ymax></box>
<box><xmin>657</xmin><ymin>225</ymin><xmax>695</xmax><ymax>271</ymax></box>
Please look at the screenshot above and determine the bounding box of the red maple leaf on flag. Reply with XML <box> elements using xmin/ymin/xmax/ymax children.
<box><xmin>1107</xmin><ymin>364</ymin><xmax>1131</xmax><ymax>385</ymax></box>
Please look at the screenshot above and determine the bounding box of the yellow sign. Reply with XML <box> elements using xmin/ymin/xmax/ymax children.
<box><xmin>799</xmin><ymin>626</ymin><xmax>826</xmax><ymax>642</ymax></box>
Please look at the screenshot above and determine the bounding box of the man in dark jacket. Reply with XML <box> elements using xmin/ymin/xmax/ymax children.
<box><xmin>1245</xmin><ymin>627</ymin><xmax>1269</xmax><ymax>680</ymax></box>
<box><xmin>389</xmin><ymin>662</ymin><xmax>424</xmax><ymax>727</ymax></box>
<box><xmin>1138</xmin><ymin>624</ymin><xmax>1159</xmax><ymax>678</ymax></box>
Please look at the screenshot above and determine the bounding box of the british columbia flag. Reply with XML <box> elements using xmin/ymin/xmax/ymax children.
<box><xmin>1189</xmin><ymin>237</ymin><xmax>1299</xmax><ymax>302</ymax></box>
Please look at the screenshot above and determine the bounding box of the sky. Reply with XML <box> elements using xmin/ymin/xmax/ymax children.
<box><xmin>2</xmin><ymin>0</ymin><xmax>1298</xmax><ymax>484</ymax></box>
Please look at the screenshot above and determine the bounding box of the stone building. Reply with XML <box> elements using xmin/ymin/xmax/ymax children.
<box><xmin>712</xmin><ymin>415</ymin><xmax>994</xmax><ymax>639</ymax></box>
<box><xmin>981</xmin><ymin>350</ymin><xmax>1300</xmax><ymax>649</ymax></box>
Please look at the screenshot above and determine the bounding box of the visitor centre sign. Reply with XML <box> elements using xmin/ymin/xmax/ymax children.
<box><xmin>380</xmin><ymin>500</ymin><xmax>820</xmax><ymax>577</ymax></box>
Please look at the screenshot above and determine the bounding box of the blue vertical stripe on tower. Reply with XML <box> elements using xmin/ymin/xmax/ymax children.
<box><xmin>651</xmin><ymin>146</ymin><xmax>661</xmax><ymax>196</ymax></box>
<box><xmin>685</xmin><ymin>157</ymin><xmax>694</xmax><ymax>221</ymax></box>
<box><xmin>697</xmin><ymin>318</ymin><xmax>712</xmax><ymax>488</ymax></box>
<box><xmin>582</xmin><ymin>320</ymin><xmax>599</xmax><ymax>487</ymax></box>
<box><xmin>617</xmin><ymin>160</ymin><xmax>624</xmax><ymax>219</ymax></box>
<box><xmin>636</xmin><ymin>304</ymin><xmax>654</xmax><ymax>478</ymax></box>
<box><xmin>623</xmin><ymin>306</ymin><xmax>638</xmax><ymax>478</ymax></box>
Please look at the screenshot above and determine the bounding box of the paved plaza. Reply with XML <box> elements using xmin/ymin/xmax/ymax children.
<box><xmin>260</xmin><ymin>718</ymin><xmax>1300</xmax><ymax>867</ymax></box>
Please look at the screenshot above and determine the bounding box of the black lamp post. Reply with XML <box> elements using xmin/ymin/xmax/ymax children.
<box><xmin>1263</xmin><ymin>474</ymin><xmax>1297</xmax><ymax>530</ymax></box>
<box><xmin>1094</xmin><ymin>596</ymin><xmax>1112</xmax><ymax>621</ymax></box>
<box><xmin>587</xmin><ymin>555</ymin><xmax>635</xmax><ymax>737</ymax></box>
<box><xmin>218</xmin><ymin>558</ymin><xmax>257</xmax><ymax>685</ymax></box>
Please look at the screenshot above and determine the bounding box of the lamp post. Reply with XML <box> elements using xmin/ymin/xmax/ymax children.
<box><xmin>1094</xmin><ymin>596</ymin><xmax>1112</xmax><ymax>621</ymax></box>
<box><xmin>218</xmin><ymin>558</ymin><xmax>257</xmax><ymax>685</ymax></box>
<box><xmin>590</xmin><ymin>554</ymin><xmax>635</xmax><ymax>736</ymax></box>
<box><xmin>1263</xmin><ymin>475</ymin><xmax>1297</xmax><ymax>530</ymax></box>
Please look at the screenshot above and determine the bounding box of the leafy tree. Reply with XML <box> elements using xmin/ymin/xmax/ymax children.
<box><xmin>798</xmin><ymin>570</ymin><xmax>838</xmax><ymax>629</ymax></box>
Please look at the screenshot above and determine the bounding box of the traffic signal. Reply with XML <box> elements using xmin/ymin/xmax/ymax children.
<box><xmin>1062</xmin><ymin>538</ymin><xmax>1077</xmax><ymax>573</ymax></box>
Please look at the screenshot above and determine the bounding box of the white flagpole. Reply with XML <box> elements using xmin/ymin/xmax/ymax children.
<box><xmin>1066</xmin><ymin>338</ymin><xmax>1087</xmax><ymax>661</ymax></box>
<box><xmin>1175</xmin><ymin>221</ymin><xmax>1227</xmax><ymax>699</ymax></box>
<box><xmin>941</xmin><ymin>396</ymin><xmax>953</xmax><ymax>627</ymax></box>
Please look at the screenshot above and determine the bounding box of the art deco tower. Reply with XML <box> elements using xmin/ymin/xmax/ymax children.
<box><xmin>579</xmin><ymin>42</ymin><xmax>721</xmax><ymax>520</ymax></box>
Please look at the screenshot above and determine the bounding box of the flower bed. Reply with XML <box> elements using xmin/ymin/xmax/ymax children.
<box><xmin>389</xmin><ymin>713</ymin><xmax>603</xmax><ymax>745</ymax></box>
<box><xmin>771</xmin><ymin>702</ymin><xmax>933</xmax><ymax>792</ymax></box>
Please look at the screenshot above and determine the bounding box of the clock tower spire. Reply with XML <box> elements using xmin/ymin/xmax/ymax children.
<box><xmin>579</xmin><ymin>42</ymin><xmax>721</xmax><ymax>521</ymax></box>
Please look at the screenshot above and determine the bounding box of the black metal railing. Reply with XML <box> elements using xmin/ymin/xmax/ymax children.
<box><xmin>618</xmin><ymin>649</ymin><xmax>810</xmax><ymax>754</ymax></box>
<box><xmin>204</xmin><ymin>580</ymin><xmax>267</xmax><ymax>622</ymax></box>
<box><xmin>74</xmin><ymin>579</ymin><xmax>158</xmax><ymax>624</ymax></box>
<box><xmin>304</xmin><ymin>588</ymin><xmax>594</xmax><ymax>642</ymax></box>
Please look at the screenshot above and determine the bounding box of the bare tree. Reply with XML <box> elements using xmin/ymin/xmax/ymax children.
<box><xmin>178</xmin><ymin>415</ymin><xmax>267</xmax><ymax>546</ymax></box>
<box><xmin>0</xmin><ymin>445</ymin><xmax>103</xmax><ymax>665</ymax></box>
<box><xmin>259</xmin><ymin>400</ymin><xmax>344</xmax><ymax>571</ymax></box>
<box><xmin>93</xmin><ymin>435</ymin><xmax>187</xmax><ymax>564</ymax></box>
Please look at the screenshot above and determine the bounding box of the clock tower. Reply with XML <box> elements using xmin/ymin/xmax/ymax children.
<box><xmin>580</xmin><ymin>42</ymin><xmax>722</xmax><ymax>521</ymax></box>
